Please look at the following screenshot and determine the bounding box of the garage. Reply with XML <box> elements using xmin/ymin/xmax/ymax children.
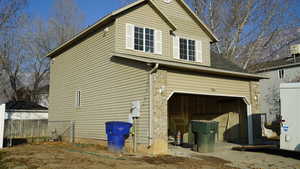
<box><xmin>164</xmin><ymin>69</ymin><xmax>256</xmax><ymax>146</ymax></box>
<box><xmin>168</xmin><ymin>93</ymin><xmax>250</xmax><ymax>145</ymax></box>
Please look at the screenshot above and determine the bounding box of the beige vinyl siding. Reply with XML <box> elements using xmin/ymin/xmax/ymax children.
<box><xmin>115</xmin><ymin>1</ymin><xmax>211</xmax><ymax>67</ymax></box>
<box><xmin>49</xmin><ymin>22</ymin><xmax>150</xmax><ymax>144</ymax></box>
<box><xmin>115</xmin><ymin>3</ymin><xmax>172</xmax><ymax>59</ymax></box>
<box><xmin>166</xmin><ymin>69</ymin><xmax>251</xmax><ymax>102</ymax></box>
<box><xmin>154</xmin><ymin>0</ymin><xmax>212</xmax><ymax>66</ymax></box>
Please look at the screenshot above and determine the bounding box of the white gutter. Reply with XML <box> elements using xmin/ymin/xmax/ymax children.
<box><xmin>148</xmin><ymin>63</ymin><xmax>159</xmax><ymax>147</ymax></box>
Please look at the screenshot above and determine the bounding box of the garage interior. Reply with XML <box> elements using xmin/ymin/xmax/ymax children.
<box><xmin>168</xmin><ymin>93</ymin><xmax>249</xmax><ymax>145</ymax></box>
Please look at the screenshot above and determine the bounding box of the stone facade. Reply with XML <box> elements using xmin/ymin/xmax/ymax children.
<box><xmin>151</xmin><ymin>69</ymin><xmax>169</xmax><ymax>154</ymax></box>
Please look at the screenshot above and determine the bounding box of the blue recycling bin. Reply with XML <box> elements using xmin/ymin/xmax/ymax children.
<box><xmin>105</xmin><ymin>121</ymin><xmax>132</xmax><ymax>152</ymax></box>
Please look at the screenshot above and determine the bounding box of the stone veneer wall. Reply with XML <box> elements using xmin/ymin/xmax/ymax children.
<box><xmin>151</xmin><ymin>69</ymin><xmax>169</xmax><ymax>154</ymax></box>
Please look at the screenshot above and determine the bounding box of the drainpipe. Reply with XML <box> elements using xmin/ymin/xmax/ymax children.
<box><xmin>148</xmin><ymin>63</ymin><xmax>159</xmax><ymax>147</ymax></box>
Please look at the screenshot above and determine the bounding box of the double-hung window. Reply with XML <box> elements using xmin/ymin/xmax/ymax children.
<box><xmin>173</xmin><ymin>36</ymin><xmax>202</xmax><ymax>62</ymax></box>
<box><xmin>134</xmin><ymin>26</ymin><xmax>154</xmax><ymax>53</ymax></box>
<box><xmin>145</xmin><ymin>28</ymin><xmax>154</xmax><ymax>53</ymax></box>
<box><xmin>179</xmin><ymin>38</ymin><xmax>196</xmax><ymax>61</ymax></box>
<box><xmin>126</xmin><ymin>23</ymin><xmax>162</xmax><ymax>54</ymax></box>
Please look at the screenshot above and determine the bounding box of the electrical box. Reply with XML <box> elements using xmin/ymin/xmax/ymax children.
<box><xmin>280</xmin><ymin>83</ymin><xmax>300</xmax><ymax>152</ymax></box>
<box><xmin>131</xmin><ymin>101</ymin><xmax>140</xmax><ymax>118</ymax></box>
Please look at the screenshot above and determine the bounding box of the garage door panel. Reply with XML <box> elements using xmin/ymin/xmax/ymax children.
<box><xmin>167</xmin><ymin>70</ymin><xmax>251</xmax><ymax>100</ymax></box>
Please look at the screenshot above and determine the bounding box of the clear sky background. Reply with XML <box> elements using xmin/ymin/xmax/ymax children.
<box><xmin>26</xmin><ymin>0</ymin><xmax>300</xmax><ymax>30</ymax></box>
<box><xmin>25</xmin><ymin>0</ymin><xmax>129</xmax><ymax>28</ymax></box>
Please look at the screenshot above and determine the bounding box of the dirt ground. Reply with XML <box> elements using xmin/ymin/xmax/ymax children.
<box><xmin>0</xmin><ymin>143</ymin><xmax>237</xmax><ymax>169</ymax></box>
<box><xmin>0</xmin><ymin>142</ymin><xmax>300</xmax><ymax>169</ymax></box>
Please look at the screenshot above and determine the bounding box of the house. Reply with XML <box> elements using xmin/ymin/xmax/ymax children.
<box><xmin>0</xmin><ymin>101</ymin><xmax>48</xmax><ymax>148</ymax></box>
<box><xmin>36</xmin><ymin>85</ymin><xmax>49</xmax><ymax>108</ymax></box>
<box><xmin>47</xmin><ymin>0</ymin><xmax>265</xmax><ymax>154</ymax></box>
<box><xmin>5</xmin><ymin>101</ymin><xmax>48</xmax><ymax>120</ymax></box>
<box><xmin>248</xmin><ymin>44</ymin><xmax>300</xmax><ymax>123</ymax></box>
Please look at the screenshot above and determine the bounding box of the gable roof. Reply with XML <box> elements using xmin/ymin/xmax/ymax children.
<box><xmin>46</xmin><ymin>0</ymin><xmax>218</xmax><ymax>58</ymax></box>
<box><xmin>6</xmin><ymin>101</ymin><xmax>48</xmax><ymax>110</ymax></box>
<box><xmin>247</xmin><ymin>55</ymin><xmax>300</xmax><ymax>73</ymax></box>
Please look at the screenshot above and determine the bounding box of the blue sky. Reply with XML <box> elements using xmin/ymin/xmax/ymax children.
<box><xmin>26</xmin><ymin>0</ymin><xmax>129</xmax><ymax>27</ymax></box>
<box><xmin>26</xmin><ymin>0</ymin><xmax>300</xmax><ymax>30</ymax></box>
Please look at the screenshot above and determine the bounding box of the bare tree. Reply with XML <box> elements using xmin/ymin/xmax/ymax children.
<box><xmin>0</xmin><ymin>0</ymin><xmax>27</xmax><ymax>32</ymax></box>
<box><xmin>20</xmin><ymin>0</ymin><xmax>85</xmax><ymax>103</ymax></box>
<box><xmin>189</xmin><ymin>0</ymin><xmax>300</xmax><ymax>69</ymax></box>
<box><xmin>0</xmin><ymin>0</ymin><xmax>28</xmax><ymax>102</ymax></box>
<box><xmin>49</xmin><ymin>0</ymin><xmax>85</xmax><ymax>45</ymax></box>
<box><xmin>0</xmin><ymin>0</ymin><xmax>85</xmax><ymax>103</ymax></box>
<box><xmin>118</xmin><ymin>0</ymin><xmax>136</xmax><ymax>5</ymax></box>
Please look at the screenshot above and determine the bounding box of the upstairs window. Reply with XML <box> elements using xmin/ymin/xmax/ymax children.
<box><xmin>126</xmin><ymin>23</ymin><xmax>162</xmax><ymax>54</ymax></box>
<box><xmin>179</xmin><ymin>38</ymin><xmax>196</xmax><ymax>61</ymax></box>
<box><xmin>134</xmin><ymin>26</ymin><xmax>154</xmax><ymax>53</ymax></box>
<box><xmin>134</xmin><ymin>26</ymin><xmax>144</xmax><ymax>51</ymax></box>
<box><xmin>145</xmin><ymin>28</ymin><xmax>154</xmax><ymax>53</ymax></box>
<box><xmin>173</xmin><ymin>36</ymin><xmax>201</xmax><ymax>62</ymax></box>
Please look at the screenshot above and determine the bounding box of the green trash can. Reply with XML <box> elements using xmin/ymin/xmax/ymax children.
<box><xmin>191</xmin><ymin>120</ymin><xmax>218</xmax><ymax>153</ymax></box>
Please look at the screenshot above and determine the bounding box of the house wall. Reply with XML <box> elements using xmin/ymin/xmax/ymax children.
<box><xmin>115</xmin><ymin>1</ymin><xmax>211</xmax><ymax>66</ymax></box>
<box><xmin>49</xmin><ymin>22</ymin><xmax>151</xmax><ymax>144</ymax></box>
<box><xmin>259</xmin><ymin>66</ymin><xmax>300</xmax><ymax>122</ymax></box>
<box><xmin>154</xmin><ymin>0</ymin><xmax>212</xmax><ymax>65</ymax></box>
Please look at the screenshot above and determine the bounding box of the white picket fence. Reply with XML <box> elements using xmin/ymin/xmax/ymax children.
<box><xmin>0</xmin><ymin>104</ymin><xmax>5</xmax><ymax>149</ymax></box>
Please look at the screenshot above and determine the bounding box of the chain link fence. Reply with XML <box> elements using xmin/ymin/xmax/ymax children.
<box><xmin>4</xmin><ymin>120</ymin><xmax>75</xmax><ymax>147</ymax></box>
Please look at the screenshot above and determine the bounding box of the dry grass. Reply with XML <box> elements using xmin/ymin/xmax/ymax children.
<box><xmin>0</xmin><ymin>143</ymin><xmax>239</xmax><ymax>169</ymax></box>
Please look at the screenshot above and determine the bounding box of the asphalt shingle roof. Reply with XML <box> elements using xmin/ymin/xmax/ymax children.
<box><xmin>6</xmin><ymin>101</ymin><xmax>48</xmax><ymax>110</ymax></box>
<box><xmin>210</xmin><ymin>52</ymin><xmax>247</xmax><ymax>73</ymax></box>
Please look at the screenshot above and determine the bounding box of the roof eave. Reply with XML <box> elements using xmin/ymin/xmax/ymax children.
<box><xmin>46</xmin><ymin>14</ymin><xmax>114</xmax><ymax>58</ymax></box>
<box><xmin>113</xmin><ymin>52</ymin><xmax>268</xmax><ymax>80</ymax></box>
<box><xmin>255</xmin><ymin>62</ymin><xmax>300</xmax><ymax>73</ymax></box>
<box><xmin>46</xmin><ymin>0</ymin><xmax>178</xmax><ymax>58</ymax></box>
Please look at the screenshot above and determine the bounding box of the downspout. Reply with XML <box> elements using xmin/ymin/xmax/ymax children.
<box><xmin>148</xmin><ymin>63</ymin><xmax>159</xmax><ymax>147</ymax></box>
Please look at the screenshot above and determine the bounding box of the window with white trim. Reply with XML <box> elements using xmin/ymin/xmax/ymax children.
<box><xmin>126</xmin><ymin>23</ymin><xmax>162</xmax><ymax>54</ymax></box>
<box><xmin>134</xmin><ymin>26</ymin><xmax>155</xmax><ymax>53</ymax></box>
<box><xmin>179</xmin><ymin>38</ymin><xmax>196</xmax><ymax>61</ymax></box>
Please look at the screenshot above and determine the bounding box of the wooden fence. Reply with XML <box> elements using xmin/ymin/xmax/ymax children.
<box><xmin>4</xmin><ymin>119</ymin><xmax>48</xmax><ymax>138</ymax></box>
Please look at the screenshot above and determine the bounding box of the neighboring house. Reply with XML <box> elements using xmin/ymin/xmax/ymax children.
<box><xmin>47</xmin><ymin>0</ymin><xmax>265</xmax><ymax>154</ymax></box>
<box><xmin>0</xmin><ymin>101</ymin><xmax>48</xmax><ymax>148</ymax></box>
<box><xmin>37</xmin><ymin>85</ymin><xmax>49</xmax><ymax>108</ymax></box>
<box><xmin>5</xmin><ymin>101</ymin><xmax>48</xmax><ymax>120</ymax></box>
<box><xmin>248</xmin><ymin>48</ymin><xmax>300</xmax><ymax>123</ymax></box>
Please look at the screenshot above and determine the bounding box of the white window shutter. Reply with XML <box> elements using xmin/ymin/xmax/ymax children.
<box><xmin>173</xmin><ymin>36</ymin><xmax>179</xmax><ymax>59</ymax></box>
<box><xmin>154</xmin><ymin>30</ymin><xmax>162</xmax><ymax>55</ymax></box>
<box><xmin>126</xmin><ymin>23</ymin><xmax>134</xmax><ymax>50</ymax></box>
<box><xmin>196</xmin><ymin>40</ymin><xmax>203</xmax><ymax>63</ymax></box>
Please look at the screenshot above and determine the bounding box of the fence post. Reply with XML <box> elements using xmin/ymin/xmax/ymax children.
<box><xmin>70</xmin><ymin>121</ymin><xmax>75</xmax><ymax>144</ymax></box>
<box><xmin>0</xmin><ymin>104</ymin><xmax>6</xmax><ymax>149</ymax></box>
